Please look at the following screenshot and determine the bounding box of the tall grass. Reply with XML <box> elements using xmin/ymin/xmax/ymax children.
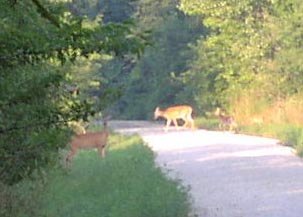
<box><xmin>217</xmin><ymin>91</ymin><xmax>303</xmax><ymax>157</ymax></box>
<box><xmin>1</xmin><ymin>133</ymin><xmax>192</xmax><ymax>217</ymax></box>
<box><xmin>195</xmin><ymin>89</ymin><xmax>303</xmax><ymax>157</ymax></box>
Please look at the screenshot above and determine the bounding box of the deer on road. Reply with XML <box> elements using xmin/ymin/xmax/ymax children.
<box><xmin>215</xmin><ymin>107</ymin><xmax>238</xmax><ymax>133</ymax></box>
<box><xmin>154</xmin><ymin>105</ymin><xmax>195</xmax><ymax>131</ymax></box>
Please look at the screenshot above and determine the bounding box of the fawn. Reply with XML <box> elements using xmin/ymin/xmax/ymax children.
<box><xmin>215</xmin><ymin>107</ymin><xmax>238</xmax><ymax>133</ymax></box>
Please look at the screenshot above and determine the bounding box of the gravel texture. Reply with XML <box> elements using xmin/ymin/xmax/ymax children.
<box><xmin>109</xmin><ymin>120</ymin><xmax>303</xmax><ymax>217</ymax></box>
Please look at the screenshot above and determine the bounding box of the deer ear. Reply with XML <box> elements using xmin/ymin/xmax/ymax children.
<box><xmin>102</xmin><ymin>115</ymin><xmax>111</xmax><ymax>122</ymax></box>
<box><xmin>101</xmin><ymin>116</ymin><xmax>111</xmax><ymax>128</ymax></box>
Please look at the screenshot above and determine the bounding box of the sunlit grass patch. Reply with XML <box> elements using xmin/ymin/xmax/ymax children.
<box><xmin>238</xmin><ymin>123</ymin><xmax>303</xmax><ymax>157</ymax></box>
<box><xmin>200</xmin><ymin>114</ymin><xmax>303</xmax><ymax>157</ymax></box>
<box><xmin>37</xmin><ymin>134</ymin><xmax>191</xmax><ymax>217</ymax></box>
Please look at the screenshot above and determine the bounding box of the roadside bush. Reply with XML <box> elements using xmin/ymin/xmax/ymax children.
<box><xmin>0</xmin><ymin>178</ymin><xmax>45</xmax><ymax>217</ymax></box>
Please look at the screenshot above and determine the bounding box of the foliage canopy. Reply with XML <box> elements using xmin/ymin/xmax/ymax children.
<box><xmin>0</xmin><ymin>0</ymin><xmax>149</xmax><ymax>185</ymax></box>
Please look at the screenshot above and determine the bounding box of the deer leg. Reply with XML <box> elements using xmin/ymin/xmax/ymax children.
<box><xmin>66</xmin><ymin>148</ymin><xmax>77</xmax><ymax>162</ymax></box>
<box><xmin>172</xmin><ymin>119</ymin><xmax>179</xmax><ymax>130</ymax></box>
<box><xmin>228</xmin><ymin>123</ymin><xmax>232</xmax><ymax>132</ymax></box>
<box><xmin>182</xmin><ymin>118</ymin><xmax>188</xmax><ymax>128</ymax></box>
<box><xmin>219</xmin><ymin>121</ymin><xmax>223</xmax><ymax>131</ymax></box>
<box><xmin>164</xmin><ymin>119</ymin><xmax>171</xmax><ymax>131</ymax></box>
<box><xmin>191</xmin><ymin>119</ymin><xmax>195</xmax><ymax>129</ymax></box>
<box><xmin>98</xmin><ymin>145</ymin><xmax>106</xmax><ymax>158</ymax></box>
<box><xmin>223</xmin><ymin>122</ymin><xmax>227</xmax><ymax>131</ymax></box>
<box><xmin>187</xmin><ymin>116</ymin><xmax>195</xmax><ymax>129</ymax></box>
<box><xmin>231</xmin><ymin>122</ymin><xmax>238</xmax><ymax>133</ymax></box>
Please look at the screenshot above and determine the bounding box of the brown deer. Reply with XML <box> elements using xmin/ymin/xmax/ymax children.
<box><xmin>215</xmin><ymin>107</ymin><xmax>238</xmax><ymax>133</ymax></box>
<box><xmin>66</xmin><ymin>118</ymin><xmax>109</xmax><ymax>162</ymax></box>
<box><xmin>154</xmin><ymin>105</ymin><xmax>195</xmax><ymax>131</ymax></box>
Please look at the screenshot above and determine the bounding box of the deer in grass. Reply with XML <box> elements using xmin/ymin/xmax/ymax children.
<box><xmin>66</xmin><ymin>118</ymin><xmax>110</xmax><ymax>163</ymax></box>
<box><xmin>154</xmin><ymin>105</ymin><xmax>195</xmax><ymax>131</ymax></box>
<box><xmin>215</xmin><ymin>107</ymin><xmax>238</xmax><ymax>133</ymax></box>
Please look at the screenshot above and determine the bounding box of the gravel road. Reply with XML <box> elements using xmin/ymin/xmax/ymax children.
<box><xmin>109</xmin><ymin>120</ymin><xmax>303</xmax><ymax>217</ymax></box>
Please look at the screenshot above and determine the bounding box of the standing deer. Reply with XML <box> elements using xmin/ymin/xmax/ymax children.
<box><xmin>154</xmin><ymin>105</ymin><xmax>195</xmax><ymax>131</ymax></box>
<box><xmin>215</xmin><ymin>107</ymin><xmax>238</xmax><ymax>133</ymax></box>
<box><xmin>66</xmin><ymin>118</ymin><xmax>109</xmax><ymax>162</ymax></box>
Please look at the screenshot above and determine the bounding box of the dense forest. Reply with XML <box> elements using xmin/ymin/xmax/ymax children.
<box><xmin>2</xmin><ymin>0</ymin><xmax>303</xmax><ymax>216</ymax></box>
<box><xmin>65</xmin><ymin>0</ymin><xmax>303</xmax><ymax>124</ymax></box>
<box><xmin>2</xmin><ymin>0</ymin><xmax>303</xmax><ymax>185</ymax></box>
<box><xmin>68</xmin><ymin>0</ymin><xmax>206</xmax><ymax>119</ymax></box>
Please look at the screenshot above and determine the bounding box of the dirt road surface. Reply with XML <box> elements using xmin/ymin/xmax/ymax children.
<box><xmin>109</xmin><ymin>120</ymin><xmax>303</xmax><ymax>217</ymax></box>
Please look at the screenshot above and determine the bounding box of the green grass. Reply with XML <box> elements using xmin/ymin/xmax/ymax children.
<box><xmin>241</xmin><ymin>123</ymin><xmax>303</xmax><ymax>156</ymax></box>
<box><xmin>196</xmin><ymin>116</ymin><xmax>303</xmax><ymax>157</ymax></box>
<box><xmin>33</xmin><ymin>133</ymin><xmax>192</xmax><ymax>217</ymax></box>
<box><xmin>1</xmin><ymin>133</ymin><xmax>191</xmax><ymax>217</ymax></box>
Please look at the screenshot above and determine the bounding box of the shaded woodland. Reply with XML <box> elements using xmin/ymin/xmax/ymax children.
<box><xmin>2</xmin><ymin>0</ymin><xmax>303</xmax><ymax>185</ymax></box>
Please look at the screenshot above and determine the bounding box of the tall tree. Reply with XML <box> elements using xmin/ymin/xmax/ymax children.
<box><xmin>179</xmin><ymin>0</ymin><xmax>303</xmax><ymax>114</ymax></box>
<box><xmin>0</xmin><ymin>0</ymin><xmax>149</xmax><ymax>185</ymax></box>
<box><xmin>104</xmin><ymin>0</ymin><xmax>206</xmax><ymax>119</ymax></box>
